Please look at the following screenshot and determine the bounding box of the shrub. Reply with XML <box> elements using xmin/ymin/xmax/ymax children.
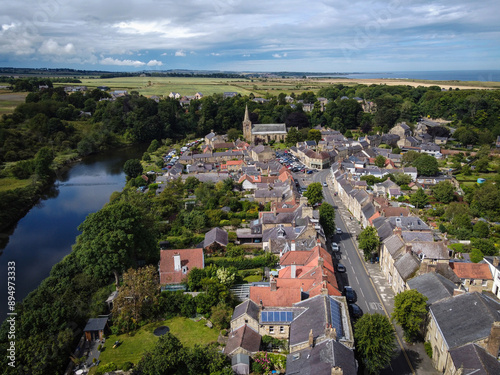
<box><xmin>424</xmin><ymin>342</ymin><xmax>433</xmax><ymax>358</ymax></box>
<box><xmin>122</xmin><ymin>361</ymin><xmax>134</xmax><ymax>371</ymax></box>
<box><xmin>219</xmin><ymin>220</ymin><xmax>230</xmax><ymax>226</ymax></box>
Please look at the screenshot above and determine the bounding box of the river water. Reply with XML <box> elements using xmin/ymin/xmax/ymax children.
<box><xmin>0</xmin><ymin>145</ymin><xmax>146</xmax><ymax>320</ymax></box>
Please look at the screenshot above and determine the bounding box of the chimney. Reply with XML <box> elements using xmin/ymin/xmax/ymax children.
<box><xmin>318</xmin><ymin>257</ymin><xmax>324</xmax><ymax>268</ymax></box>
<box><xmin>308</xmin><ymin>329</ymin><xmax>314</xmax><ymax>347</ymax></box>
<box><xmin>322</xmin><ymin>273</ymin><xmax>328</xmax><ymax>282</ymax></box>
<box><xmin>486</xmin><ymin>321</ymin><xmax>500</xmax><ymax>357</ymax></box>
<box><xmin>291</xmin><ymin>240</ymin><xmax>296</xmax><ymax>251</ymax></box>
<box><xmin>331</xmin><ymin>366</ymin><xmax>343</xmax><ymax>375</ymax></box>
<box><xmin>173</xmin><ymin>253</ymin><xmax>181</xmax><ymax>271</ymax></box>
<box><xmin>393</xmin><ymin>226</ymin><xmax>402</xmax><ymax>237</ymax></box>
<box><xmin>321</xmin><ymin>281</ymin><xmax>328</xmax><ymax>295</ymax></box>
<box><xmin>453</xmin><ymin>288</ymin><xmax>465</xmax><ymax>296</ymax></box>
<box><xmin>291</xmin><ymin>263</ymin><xmax>296</xmax><ymax>279</ymax></box>
<box><xmin>270</xmin><ymin>277</ymin><xmax>277</xmax><ymax>291</ymax></box>
<box><xmin>405</xmin><ymin>245</ymin><xmax>412</xmax><ymax>254</ymax></box>
<box><xmin>325</xmin><ymin>324</ymin><xmax>337</xmax><ymax>340</ymax></box>
<box><xmin>494</xmin><ymin>257</ymin><xmax>499</xmax><ymax>267</ymax></box>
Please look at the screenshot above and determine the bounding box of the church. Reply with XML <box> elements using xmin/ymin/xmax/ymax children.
<box><xmin>243</xmin><ymin>105</ymin><xmax>288</xmax><ymax>144</ymax></box>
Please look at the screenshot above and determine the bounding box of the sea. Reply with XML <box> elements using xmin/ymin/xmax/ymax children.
<box><xmin>323</xmin><ymin>70</ymin><xmax>500</xmax><ymax>82</ymax></box>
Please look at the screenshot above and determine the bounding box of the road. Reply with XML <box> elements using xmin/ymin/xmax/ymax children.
<box><xmin>295</xmin><ymin>169</ymin><xmax>415</xmax><ymax>375</ymax></box>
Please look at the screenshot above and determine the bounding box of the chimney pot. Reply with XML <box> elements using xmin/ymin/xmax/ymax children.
<box><xmin>308</xmin><ymin>329</ymin><xmax>314</xmax><ymax>347</ymax></box>
<box><xmin>270</xmin><ymin>277</ymin><xmax>277</xmax><ymax>291</ymax></box>
<box><xmin>486</xmin><ymin>321</ymin><xmax>500</xmax><ymax>358</ymax></box>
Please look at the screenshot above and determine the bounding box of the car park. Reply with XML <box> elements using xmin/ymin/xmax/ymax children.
<box><xmin>337</xmin><ymin>264</ymin><xmax>346</xmax><ymax>273</ymax></box>
<box><xmin>342</xmin><ymin>286</ymin><xmax>357</xmax><ymax>303</ymax></box>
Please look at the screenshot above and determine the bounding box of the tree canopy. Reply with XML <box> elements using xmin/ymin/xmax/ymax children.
<box><xmin>354</xmin><ymin>313</ymin><xmax>396</xmax><ymax>374</ymax></box>
<box><xmin>123</xmin><ymin>158</ymin><xmax>143</xmax><ymax>179</ymax></box>
<box><xmin>74</xmin><ymin>201</ymin><xmax>158</xmax><ymax>284</ymax></box>
<box><xmin>412</xmin><ymin>154</ymin><xmax>439</xmax><ymax>176</ymax></box>
<box><xmin>358</xmin><ymin>226</ymin><xmax>380</xmax><ymax>260</ymax></box>
<box><xmin>410</xmin><ymin>188</ymin><xmax>429</xmax><ymax>209</ymax></box>
<box><xmin>303</xmin><ymin>182</ymin><xmax>323</xmax><ymax>206</ymax></box>
<box><xmin>319</xmin><ymin>202</ymin><xmax>336</xmax><ymax>237</ymax></box>
<box><xmin>392</xmin><ymin>290</ymin><xmax>428</xmax><ymax>342</ymax></box>
<box><xmin>431</xmin><ymin>181</ymin><xmax>455</xmax><ymax>204</ymax></box>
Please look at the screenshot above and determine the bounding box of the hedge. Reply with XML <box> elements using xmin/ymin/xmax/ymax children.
<box><xmin>205</xmin><ymin>254</ymin><xmax>278</xmax><ymax>270</ymax></box>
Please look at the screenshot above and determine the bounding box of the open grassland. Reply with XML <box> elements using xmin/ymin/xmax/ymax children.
<box><xmin>0</xmin><ymin>177</ymin><xmax>31</xmax><ymax>192</ymax></box>
<box><xmin>0</xmin><ymin>90</ymin><xmax>28</xmax><ymax>114</ymax></box>
<box><xmin>93</xmin><ymin>317</ymin><xmax>219</xmax><ymax>370</ymax></box>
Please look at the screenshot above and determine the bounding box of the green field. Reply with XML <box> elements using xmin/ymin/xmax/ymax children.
<box><xmin>94</xmin><ymin>317</ymin><xmax>219</xmax><ymax>370</ymax></box>
<box><xmin>0</xmin><ymin>90</ymin><xmax>28</xmax><ymax>114</ymax></box>
<box><xmin>0</xmin><ymin>177</ymin><xmax>31</xmax><ymax>192</ymax></box>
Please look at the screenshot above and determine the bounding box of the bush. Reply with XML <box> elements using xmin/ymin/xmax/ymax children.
<box><xmin>219</xmin><ymin>220</ymin><xmax>230</xmax><ymax>226</ymax></box>
<box><xmin>95</xmin><ymin>362</ymin><xmax>117</xmax><ymax>375</ymax></box>
<box><xmin>122</xmin><ymin>361</ymin><xmax>134</xmax><ymax>371</ymax></box>
<box><xmin>424</xmin><ymin>342</ymin><xmax>433</xmax><ymax>358</ymax></box>
<box><xmin>229</xmin><ymin>218</ymin><xmax>241</xmax><ymax>227</ymax></box>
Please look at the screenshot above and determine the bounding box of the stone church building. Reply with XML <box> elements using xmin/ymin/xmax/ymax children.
<box><xmin>243</xmin><ymin>105</ymin><xmax>287</xmax><ymax>144</ymax></box>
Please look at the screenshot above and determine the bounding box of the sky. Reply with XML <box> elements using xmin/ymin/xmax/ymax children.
<box><xmin>0</xmin><ymin>0</ymin><xmax>499</xmax><ymax>72</ymax></box>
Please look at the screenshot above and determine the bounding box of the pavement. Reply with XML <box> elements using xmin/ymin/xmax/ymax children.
<box><xmin>304</xmin><ymin>170</ymin><xmax>439</xmax><ymax>375</ymax></box>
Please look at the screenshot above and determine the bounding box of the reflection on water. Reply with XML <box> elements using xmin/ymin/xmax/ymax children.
<box><xmin>0</xmin><ymin>144</ymin><xmax>146</xmax><ymax>319</ymax></box>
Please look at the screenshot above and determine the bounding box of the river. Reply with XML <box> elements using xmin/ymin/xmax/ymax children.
<box><xmin>0</xmin><ymin>145</ymin><xmax>146</xmax><ymax>320</ymax></box>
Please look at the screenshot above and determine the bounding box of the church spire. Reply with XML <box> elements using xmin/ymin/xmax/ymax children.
<box><xmin>244</xmin><ymin>104</ymin><xmax>250</xmax><ymax>122</ymax></box>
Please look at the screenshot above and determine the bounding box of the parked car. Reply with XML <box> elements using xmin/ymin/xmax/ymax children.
<box><xmin>337</xmin><ymin>264</ymin><xmax>346</xmax><ymax>273</ymax></box>
<box><xmin>322</xmin><ymin>182</ymin><xmax>328</xmax><ymax>187</ymax></box>
<box><xmin>336</xmin><ymin>227</ymin><xmax>342</xmax><ymax>234</ymax></box>
<box><xmin>343</xmin><ymin>286</ymin><xmax>357</xmax><ymax>303</ymax></box>
<box><xmin>348</xmin><ymin>304</ymin><xmax>363</xmax><ymax>320</ymax></box>
<box><xmin>306</xmin><ymin>170</ymin><xmax>314</xmax><ymax>174</ymax></box>
<box><xmin>331</xmin><ymin>242</ymin><xmax>339</xmax><ymax>252</ymax></box>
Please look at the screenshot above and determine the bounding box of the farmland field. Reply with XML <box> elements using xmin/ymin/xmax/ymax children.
<box><xmin>0</xmin><ymin>90</ymin><xmax>28</xmax><ymax>114</ymax></box>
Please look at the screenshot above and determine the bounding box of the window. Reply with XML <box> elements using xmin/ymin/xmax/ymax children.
<box><xmin>441</xmin><ymin>341</ymin><xmax>444</xmax><ymax>353</ymax></box>
<box><xmin>269</xmin><ymin>326</ymin><xmax>274</xmax><ymax>334</ymax></box>
<box><xmin>482</xmin><ymin>279</ymin><xmax>488</xmax><ymax>287</ymax></box>
<box><xmin>280</xmin><ymin>326</ymin><xmax>285</xmax><ymax>334</ymax></box>
<box><xmin>244</xmin><ymin>319</ymin><xmax>248</xmax><ymax>324</ymax></box>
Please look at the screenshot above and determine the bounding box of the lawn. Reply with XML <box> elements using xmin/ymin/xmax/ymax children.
<box><xmin>0</xmin><ymin>177</ymin><xmax>31</xmax><ymax>192</ymax></box>
<box><xmin>95</xmin><ymin>317</ymin><xmax>219</xmax><ymax>370</ymax></box>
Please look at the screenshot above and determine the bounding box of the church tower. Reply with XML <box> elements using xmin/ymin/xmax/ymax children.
<box><xmin>243</xmin><ymin>104</ymin><xmax>252</xmax><ymax>142</ymax></box>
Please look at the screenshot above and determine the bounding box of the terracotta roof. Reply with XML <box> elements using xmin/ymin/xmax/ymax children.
<box><xmin>382</xmin><ymin>207</ymin><xmax>410</xmax><ymax>217</ymax></box>
<box><xmin>159</xmin><ymin>248</ymin><xmax>204</xmax><ymax>285</ymax></box>
<box><xmin>249</xmin><ymin>283</ymin><xmax>302</xmax><ymax>307</ymax></box>
<box><xmin>450</xmin><ymin>262</ymin><xmax>492</xmax><ymax>280</ymax></box>
<box><xmin>280</xmin><ymin>251</ymin><xmax>315</xmax><ymax>266</ymax></box>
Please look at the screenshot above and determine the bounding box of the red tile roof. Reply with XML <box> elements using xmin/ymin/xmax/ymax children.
<box><xmin>249</xmin><ymin>284</ymin><xmax>302</xmax><ymax>307</ymax></box>
<box><xmin>159</xmin><ymin>248</ymin><xmax>204</xmax><ymax>285</ymax></box>
<box><xmin>450</xmin><ymin>263</ymin><xmax>493</xmax><ymax>280</ymax></box>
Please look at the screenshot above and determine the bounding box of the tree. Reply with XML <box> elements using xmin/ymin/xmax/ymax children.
<box><xmin>319</xmin><ymin>203</ymin><xmax>336</xmax><ymax>237</ymax></box>
<box><xmin>393</xmin><ymin>173</ymin><xmax>411</xmax><ymax>186</ymax></box>
<box><xmin>123</xmin><ymin>158</ymin><xmax>143</xmax><ymax>179</ymax></box>
<box><xmin>474</xmin><ymin>157</ymin><xmax>489</xmax><ymax>173</ymax></box>
<box><xmin>358</xmin><ymin>226</ymin><xmax>380</xmax><ymax>261</ymax></box>
<box><xmin>471</xmin><ymin>238</ymin><xmax>497</xmax><ymax>256</ymax></box>
<box><xmin>473</xmin><ymin>221</ymin><xmax>490</xmax><ymax>238</ymax></box>
<box><xmin>34</xmin><ymin>146</ymin><xmax>54</xmax><ymax>178</ymax></box>
<box><xmin>303</xmin><ymin>182</ymin><xmax>323</xmax><ymax>206</ymax></box>
<box><xmin>226</xmin><ymin>128</ymin><xmax>240</xmax><ymax>141</ymax></box>
<box><xmin>402</xmin><ymin>150</ymin><xmax>421</xmax><ymax>166</ymax></box>
<box><xmin>134</xmin><ymin>333</ymin><xmax>187</xmax><ymax>375</ymax></box>
<box><xmin>112</xmin><ymin>265</ymin><xmax>160</xmax><ymax>331</ymax></box>
<box><xmin>307</xmin><ymin>129</ymin><xmax>322</xmax><ymax>143</ymax></box>
<box><xmin>75</xmin><ymin>201</ymin><xmax>158</xmax><ymax>285</ymax></box>
<box><xmin>413</xmin><ymin>154</ymin><xmax>439</xmax><ymax>176</ymax></box>
<box><xmin>392</xmin><ymin>290</ymin><xmax>428</xmax><ymax>342</ymax></box>
<box><xmin>410</xmin><ymin>188</ymin><xmax>429</xmax><ymax>209</ymax></box>
<box><xmin>147</xmin><ymin>139</ymin><xmax>160</xmax><ymax>153</ymax></box>
<box><xmin>354</xmin><ymin>313</ymin><xmax>396</xmax><ymax>374</ymax></box>
<box><xmin>470</xmin><ymin>248</ymin><xmax>484</xmax><ymax>263</ymax></box>
<box><xmin>431</xmin><ymin>181</ymin><xmax>455</xmax><ymax>204</ymax></box>
<box><xmin>374</xmin><ymin>155</ymin><xmax>386</xmax><ymax>168</ymax></box>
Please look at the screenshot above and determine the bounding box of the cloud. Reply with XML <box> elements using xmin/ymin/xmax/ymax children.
<box><xmin>161</xmin><ymin>52</ymin><xmax>167</xmax><ymax>56</ymax></box>
<box><xmin>210</xmin><ymin>52</ymin><xmax>220</xmax><ymax>56</ymax></box>
<box><xmin>175</xmin><ymin>50</ymin><xmax>186</xmax><ymax>57</ymax></box>
<box><xmin>272</xmin><ymin>53</ymin><xmax>287</xmax><ymax>58</ymax></box>
<box><xmin>146</xmin><ymin>59</ymin><xmax>163</xmax><ymax>66</ymax></box>
<box><xmin>100</xmin><ymin>57</ymin><xmax>146</xmax><ymax>67</ymax></box>
<box><xmin>38</xmin><ymin>39</ymin><xmax>75</xmax><ymax>55</ymax></box>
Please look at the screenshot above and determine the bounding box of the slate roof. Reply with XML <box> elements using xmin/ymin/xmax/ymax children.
<box><xmin>84</xmin><ymin>317</ymin><xmax>108</xmax><ymax>332</ymax></box>
<box><xmin>410</xmin><ymin>242</ymin><xmax>450</xmax><ymax>260</ymax></box>
<box><xmin>449</xmin><ymin>343</ymin><xmax>500</xmax><ymax>375</ymax></box>
<box><xmin>383</xmin><ymin>234</ymin><xmax>405</xmax><ymax>256</ymax></box>
<box><xmin>252</xmin><ymin>123</ymin><xmax>287</xmax><ymax>134</ymax></box>
<box><xmin>429</xmin><ymin>292</ymin><xmax>500</xmax><ymax>350</ymax></box>
<box><xmin>225</xmin><ymin>325</ymin><xmax>261</xmax><ymax>355</ymax></box>
<box><xmin>373</xmin><ymin>217</ymin><xmax>394</xmax><ymax>241</ymax></box>
<box><xmin>285</xmin><ymin>338</ymin><xmax>357</xmax><ymax>375</ymax></box>
<box><xmin>388</xmin><ymin>216</ymin><xmax>430</xmax><ymax>231</ymax></box>
<box><xmin>394</xmin><ymin>252</ymin><xmax>420</xmax><ymax>281</ymax></box>
<box><xmin>289</xmin><ymin>295</ymin><xmax>348</xmax><ymax>347</ymax></box>
<box><xmin>204</xmin><ymin>227</ymin><xmax>229</xmax><ymax>248</ymax></box>
<box><xmin>401</xmin><ymin>231</ymin><xmax>434</xmax><ymax>242</ymax></box>
<box><xmin>407</xmin><ymin>272</ymin><xmax>456</xmax><ymax>304</ymax></box>
<box><xmin>231</xmin><ymin>299</ymin><xmax>260</xmax><ymax>322</ymax></box>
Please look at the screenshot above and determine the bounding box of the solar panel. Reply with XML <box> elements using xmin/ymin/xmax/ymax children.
<box><xmin>329</xmin><ymin>298</ymin><xmax>343</xmax><ymax>337</ymax></box>
<box><xmin>261</xmin><ymin>311</ymin><xmax>294</xmax><ymax>323</ymax></box>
